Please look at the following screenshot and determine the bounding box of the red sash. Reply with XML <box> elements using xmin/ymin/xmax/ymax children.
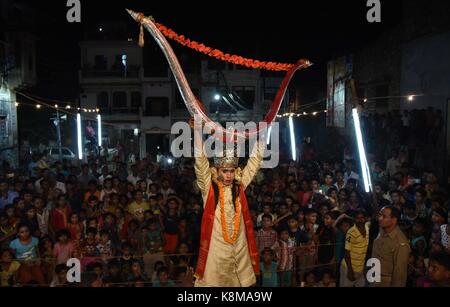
<box><xmin>194</xmin><ymin>184</ymin><xmax>259</xmax><ymax>280</ymax></box>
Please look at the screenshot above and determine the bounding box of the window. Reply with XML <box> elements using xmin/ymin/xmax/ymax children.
<box><xmin>131</xmin><ymin>92</ymin><xmax>142</xmax><ymax>108</ymax></box>
<box><xmin>232</xmin><ymin>86</ymin><xmax>255</xmax><ymax>109</ymax></box>
<box><xmin>207</xmin><ymin>59</ymin><xmax>226</xmax><ymax>71</ymax></box>
<box><xmin>113</xmin><ymin>54</ymin><xmax>127</xmax><ymax>70</ymax></box>
<box><xmin>112</xmin><ymin>92</ymin><xmax>127</xmax><ymax>109</ymax></box>
<box><xmin>97</xmin><ymin>92</ymin><xmax>109</xmax><ymax>109</ymax></box>
<box><xmin>94</xmin><ymin>55</ymin><xmax>107</xmax><ymax>70</ymax></box>
<box><xmin>145</xmin><ymin>97</ymin><xmax>169</xmax><ymax>116</ymax></box>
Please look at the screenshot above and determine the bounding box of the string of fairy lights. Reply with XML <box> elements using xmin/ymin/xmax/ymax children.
<box><xmin>277</xmin><ymin>94</ymin><xmax>418</xmax><ymax>118</ymax></box>
<box><xmin>15</xmin><ymin>91</ymin><xmax>100</xmax><ymax>116</ymax></box>
<box><xmin>15</xmin><ymin>91</ymin><xmax>104</xmax><ymax>161</ymax></box>
<box><xmin>13</xmin><ymin>90</ymin><xmax>418</xmax><ymax>180</ymax></box>
<box><xmin>15</xmin><ymin>100</ymin><xmax>99</xmax><ymax>114</ymax></box>
<box><xmin>15</xmin><ymin>90</ymin><xmax>419</xmax><ymax>120</ymax></box>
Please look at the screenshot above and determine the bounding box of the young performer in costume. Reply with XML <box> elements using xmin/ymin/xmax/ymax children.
<box><xmin>192</xmin><ymin>119</ymin><xmax>266</xmax><ymax>287</ymax></box>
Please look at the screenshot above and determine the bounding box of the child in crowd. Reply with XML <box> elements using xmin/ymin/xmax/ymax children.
<box><xmin>142</xmin><ymin>221</ymin><xmax>165</xmax><ymax>277</ymax></box>
<box><xmin>20</xmin><ymin>205</ymin><xmax>39</xmax><ymax>238</ymax></box>
<box><xmin>152</xmin><ymin>266</ymin><xmax>175</xmax><ymax>287</ymax></box>
<box><xmin>53</xmin><ymin>229</ymin><xmax>75</xmax><ymax>265</ymax></box>
<box><xmin>9</xmin><ymin>224</ymin><xmax>45</xmax><ymax>285</ymax></box>
<box><xmin>317</xmin><ymin>211</ymin><xmax>338</xmax><ymax>270</ymax></box>
<box><xmin>0</xmin><ymin>248</ymin><xmax>21</xmax><ymax>286</ymax></box>
<box><xmin>97</xmin><ymin>230</ymin><xmax>114</xmax><ymax>264</ymax></box>
<box><xmin>410</xmin><ymin>219</ymin><xmax>427</xmax><ymax>257</ymax></box>
<box><xmin>4</xmin><ymin>205</ymin><xmax>18</xmax><ymax>230</ymax></box>
<box><xmin>84</xmin><ymin>180</ymin><xmax>101</xmax><ymax>205</ymax></box>
<box><xmin>67</xmin><ymin>213</ymin><xmax>84</xmax><ymax>244</ymax></box>
<box><xmin>84</xmin><ymin>196</ymin><xmax>101</xmax><ymax>219</ymax></box>
<box><xmin>50</xmin><ymin>264</ymin><xmax>69</xmax><ymax>287</ymax></box>
<box><xmin>256</xmin><ymin>214</ymin><xmax>278</xmax><ymax>253</ymax></box>
<box><xmin>103</xmin><ymin>259</ymin><xmax>123</xmax><ymax>287</ymax></box>
<box><xmin>430</xmin><ymin>208</ymin><xmax>447</xmax><ymax>247</ymax></box>
<box><xmin>296</xmin><ymin>209</ymin><xmax>305</xmax><ymax>229</ymax></box>
<box><xmin>151</xmin><ymin>261</ymin><xmax>165</xmax><ymax>283</ymax></box>
<box><xmin>301</xmin><ymin>209</ymin><xmax>319</xmax><ymax>236</ymax></box>
<box><xmin>427</xmin><ymin>252</ymin><xmax>450</xmax><ymax>287</ymax></box>
<box><xmin>298</xmin><ymin>209</ymin><xmax>319</xmax><ymax>284</ymax></box>
<box><xmin>119</xmin><ymin>243</ymin><xmax>134</xmax><ymax>277</ymax></box>
<box><xmin>410</xmin><ymin>255</ymin><xmax>427</xmax><ymax>285</ymax></box>
<box><xmin>39</xmin><ymin>237</ymin><xmax>54</xmax><ymax>283</ymax></box>
<box><xmin>316</xmin><ymin>269</ymin><xmax>336</xmax><ymax>287</ymax></box>
<box><xmin>302</xmin><ymin>270</ymin><xmax>317</xmax><ymax>287</ymax></box>
<box><xmin>272</xmin><ymin>228</ymin><xmax>296</xmax><ymax>287</ymax></box>
<box><xmin>80</xmin><ymin>227</ymin><xmax>98</xmax><ymax>271</ymax></box>
<box><xmin>0</xmin><ymin>213</ymin><xmax>16</xmax><ymax>250</ymax></box>
<box><xmin>90</xmin><ymin>262</ymin><xmax>104</xmax><ymax>287</ymax></box>
<box><xmin>259</xmin><ymin>248</ymin><xmax>279</xmax><ymax>287</ymax></box>
<box><xmin>128</xmin><ymin>259</ymin><xmax>148</xmax><ymax>284</ymax></box>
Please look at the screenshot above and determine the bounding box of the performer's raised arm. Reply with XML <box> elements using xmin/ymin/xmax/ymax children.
<box><xmin>241</xmin><ymin>137</ymin><xmax>266</xmax><ymax>189</ymax></box>
<box><xmin>191</xmin><ymin>118</ymin><xmax>211</xmax><ymax>202</ymax></box>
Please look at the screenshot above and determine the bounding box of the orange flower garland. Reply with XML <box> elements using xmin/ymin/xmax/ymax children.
<box><xmin>154</xmin><ymin>22</ymin><xmax>295</xmax><ymax>71</ymax></box>
<box><xmin>133</xmin><ymin>13</ymin><xmax>296</xmax><ymax>72</ymax></box>
<box><xmin>218</xmin><ymin>182</ymin><xmax>241</xmax><ymax>244</ymax></box>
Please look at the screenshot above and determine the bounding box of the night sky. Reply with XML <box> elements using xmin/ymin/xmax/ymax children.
<box><xmin>10</xmin><ymin>0</ymin><xmax>406</xmax><ymax>145</ymax></box>
<box><xmin>25</xmin><ymin>0</ymin><xmax>403</xmax><ymax>97</ymax></box>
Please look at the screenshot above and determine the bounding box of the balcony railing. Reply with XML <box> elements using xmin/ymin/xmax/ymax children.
<box><xmin>80</xmin><ymin>66</ymin><xmax>141</xmax><ymax>79</ymax></box>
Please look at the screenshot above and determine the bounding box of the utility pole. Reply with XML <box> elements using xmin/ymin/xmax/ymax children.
<box><xmin>51</xmin><ymin>108</ymin><xmax>65</xmax><ymax>161</ymax></box>
<box><xmin>56</xmin><ymin>108</ymin><xmax>62</xmax><ymax>161</ymax></box>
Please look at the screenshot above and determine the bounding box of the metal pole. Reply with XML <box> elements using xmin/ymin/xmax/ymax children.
<box><xmin>56</xmin><ymin>108</ymin><xmax>62</xmax><ymax>161</ymax></box>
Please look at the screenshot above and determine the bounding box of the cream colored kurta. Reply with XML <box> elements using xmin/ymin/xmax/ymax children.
<box><xmin>194</xmin><ymin>142</ymin><xmax>265</xmax><ymax>287</ymax></box>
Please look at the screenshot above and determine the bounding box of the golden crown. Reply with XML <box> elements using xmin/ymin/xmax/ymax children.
<box><xmin>213</xmin><ymin>148</ymin><xmax>239</xmax><ymax>168</ymax></box>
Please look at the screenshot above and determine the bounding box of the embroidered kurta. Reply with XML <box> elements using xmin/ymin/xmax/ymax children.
<box><xmin>194</xmin><ymin>142</ymin><xmax>264</xmax><ymax>287</ymax></box>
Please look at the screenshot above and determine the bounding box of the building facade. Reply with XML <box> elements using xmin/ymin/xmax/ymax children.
<box><xmin>79</xmin><ymin>40</ymin><xmax>288</xmax><ymax>160</ymax></box>
<box><xmin>0</xmin><ymin>1</ymin><xmax>37</xmax><ymax>167</ymax></box>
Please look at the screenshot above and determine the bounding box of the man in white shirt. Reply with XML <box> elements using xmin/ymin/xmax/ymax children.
<box><xmin>35</xmin><ymin>171</ymin><xmax>66</xmax><ymax>194</ymax></box>
<box><xmin>160</xmin><ymin>178</ymin><xmax>175</xmax><ymax>199</ymax></box>
<box><xmin>334</xmin><ymin>170</ymin><xmax>347</xmax><ymax>191</ymax></box>
<box><xmin>127</xmin><ymin>164</ymin><xmax>141</xmax><ymax>186</ymax></box>
<box><xmin>344</xmin><ymin>160</ymin><xmax>360</xmax><ymax>184</ymax></box>
<box><xmin>386</xmin><ymin>151</ymin><xmax>401</xmax><ymax>178</ymax></box>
